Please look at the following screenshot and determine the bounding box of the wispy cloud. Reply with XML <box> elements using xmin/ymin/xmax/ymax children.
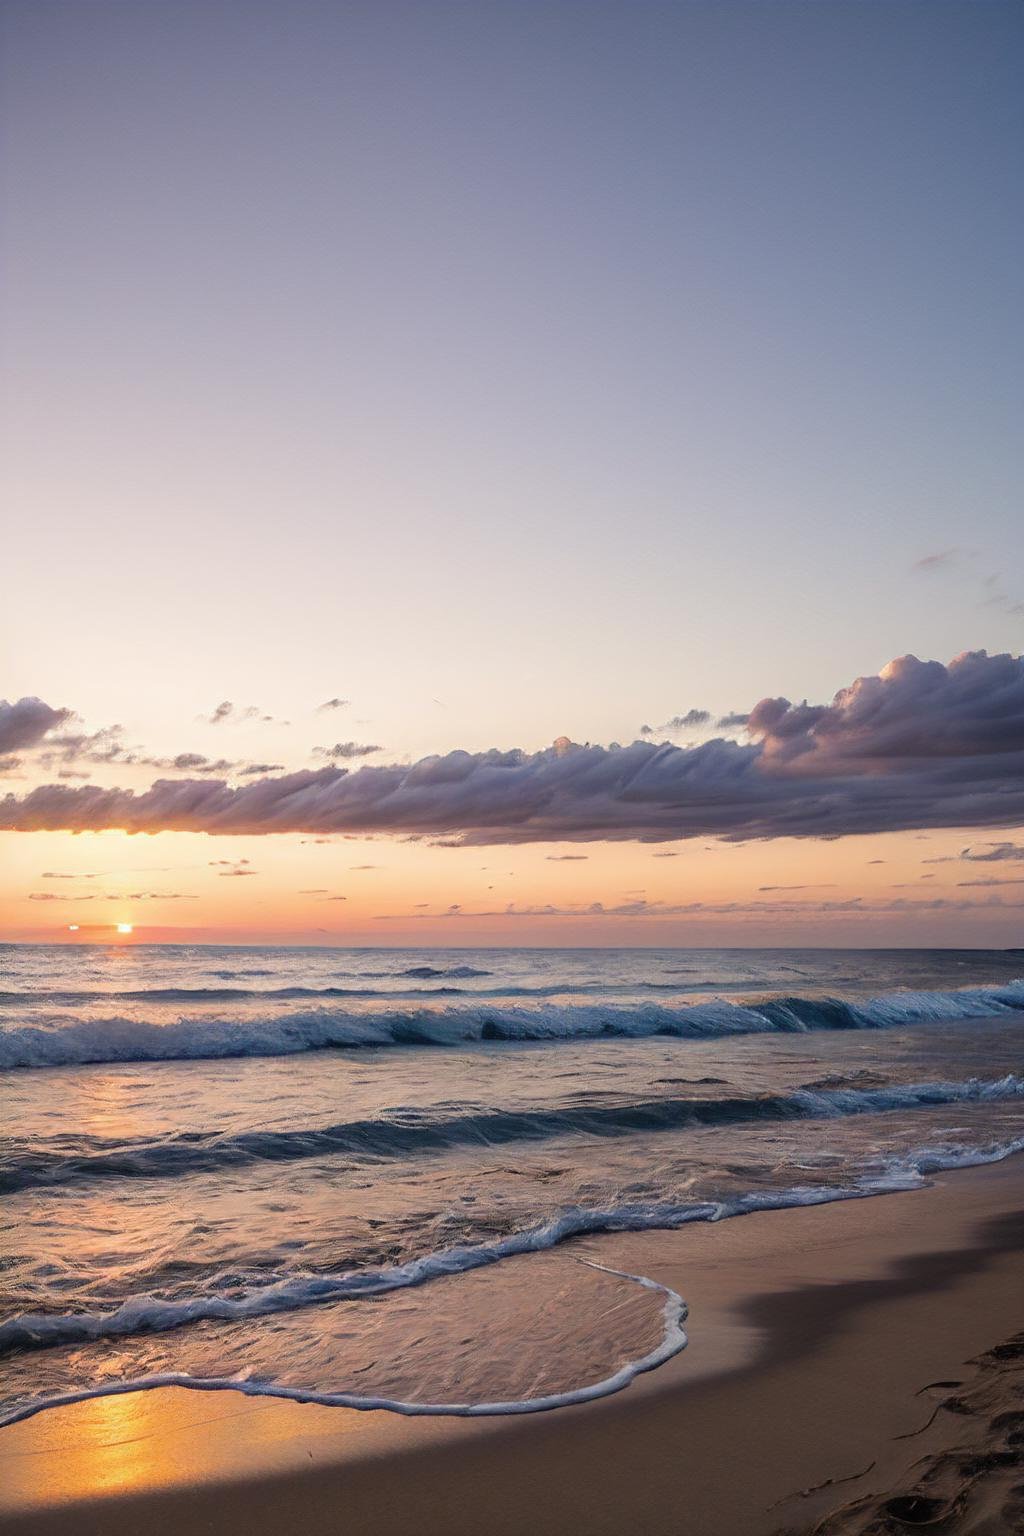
<box><xmin>313</xmin><ymin>742</ymin><xmax>383</xmax><ymax>760</ymax></box>
<box><xmin>30</xmin><ymin>889</ymin><xmax>196</xmax><ymax>901</ymax></box>
<box><xmin>381</xmin><ymin>893</ymin><xmax>1024</xmax><ymax>921</ymax></box>
<box><xmin>956</xmin><ymin>876</ymin><xmax>1024</xmax><ymax>887</ymax></box>
<box><xmin>911</xmin><ymin>548</ymin><xmax>970</xmax><ymax>573</ymax></box>
<box><xmin>209</xmin><ymin>858</ymin><xmax>256</xmax><ymax>877</ymax></box>
<box><xmin>204</xmin><ymin>702</ymin><xmax>287</xmax><ymax>726</ymax></box>
<box><xmin>911</xmin><ymin>549</ymin><xmax>1022</xmax><ymax>618</ymax></box>
<box><xmin>924</xmin><ymin>841</ymin><xmax>1024</xmax><ymax>866</ymax></box>
<box><xmin>758</xmin><ymin>883</ymin><xmax>837</xmax><ymax>892</ymax></box>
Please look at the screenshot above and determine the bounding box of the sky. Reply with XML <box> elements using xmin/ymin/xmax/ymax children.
<box><xmin>2</xmin><ymin>0</ymin><xmax>1022</xmax><ymax>946</ymax></box>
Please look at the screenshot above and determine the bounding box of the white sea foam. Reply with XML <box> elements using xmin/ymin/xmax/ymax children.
<box><xmin>0</xmin><ymin>1260</ymin><xmax>689</xmax><ymax>1427</ymax></box>
<box><xmin>3</xmin><ymin>1129</ymin><xmax>1022</xmax><ymax>1420</ymax></box>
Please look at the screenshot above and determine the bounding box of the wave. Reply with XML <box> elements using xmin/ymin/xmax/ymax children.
<box><xmin>2</xmin><ymin>1133</ymin><xmax>1021</xmax><ymax>1381</ymax></box>
<box><xmin>0</xmin><ymin>1260</ymin><xmax>689</xmax><ymax>1428</ymax></box>
<box><xmin>4</xmin><ymin>1074</ymin><xmax>1022</xmax><ymax>1193</ymax></box>
<box><xmin>2</xmin><ymin>981</ymin><xmax>1022</xmax><ymax>1069</ymax></box>
<box><xmin>397</xmin><ymin>965</ymin><xmax>493</xmax><ymax>979</ymax></box>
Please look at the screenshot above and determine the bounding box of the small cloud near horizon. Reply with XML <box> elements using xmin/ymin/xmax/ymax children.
<box><xmin>314</xmin><ymin>742</ymin><xmax>383</xmax><ymax>761</ymax></box>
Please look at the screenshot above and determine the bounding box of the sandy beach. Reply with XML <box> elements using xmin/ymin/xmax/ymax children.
<box><xmin>2</xmin><ymin>1155</ymin><xmax>1022</xmax><ymax>1536</ymax></box>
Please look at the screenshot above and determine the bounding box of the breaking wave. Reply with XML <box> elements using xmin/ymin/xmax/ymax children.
<box><xmin>2</xmin><ymin>981</ymin><xmax>1022</xmax><ymax>1069</ymax></box>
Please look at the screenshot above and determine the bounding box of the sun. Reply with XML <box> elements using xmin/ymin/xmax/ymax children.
<box><xmin>116</xmin><ymin>923</ymin><xmax>133</xmax><ymax>935</ymax></box>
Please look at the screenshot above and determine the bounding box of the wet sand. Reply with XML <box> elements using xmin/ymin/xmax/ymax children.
<box><xmin>1</xmin><ymin>1156</ymin><xmax>1022</xmax><ymax>1536</ymax></box>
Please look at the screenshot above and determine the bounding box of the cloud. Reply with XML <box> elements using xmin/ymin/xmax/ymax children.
<box><xmin>716</xmin><ymin>712</ymin><xmax>750</xmax><ymax>730</ymax></box>
<box><xmin>912</xmin><ymin>549</ymin><xmax>969</xmax><ymax>573</ymax></box>
<box><xmin>314</xmin><ymin>742</ymin><xmax>383</xmax><ymax>760</ymax></box>
<box><xmin>35</xmin><ymin>724</ymin><xmax>129</xmax><ymax>768</ymax></box>
<box><xmin>956</xmin><ymin>876</ymin><xmax>1024</xmax><ymax>887</ymax></box>
<box><xmin>922</xmin><ymin>840</ymin><xmax>1024</xmax><ymax>866</ymax></box>
<box><xmin>0</xmin><ymin>698</ymin><xmax>72</xmax><ymax>756</ymax></box>
<box><xmin>5</xmin><ymin>651</ymin><xmax>1024</xmax><ymax>846</ymax></box>
<box><xmin>958</xmin><ymin>841</ymin><xmax>1024</xmax><ymax>863</ymax></box>
<box><xmin>640</xmin><ymin>709</ymin><xmax>711</xmax><ymax>738</ymax></box>
<box><xmin>546</xmin><ymin>854</ymin><xmax>589</xmax><ymax>861</ymax></box>
<box><xmin>317</xmin><ymin>698</ymin><xmax>349</xmax><ymax>712</ymax></box>
<box><xmin>163</xmin><ymin>753</ymin><xmax>216</xmax><ymax>772</ymax></box>
<box><xmin>29</xmin><ymin>889</ymin><xmax>195</xmax><ymax>902</ymax></box>
<box><xmin>758</xmin><ymin>884</ymin><xmax>837</xmax><ymax>892</ymax></box>
<box><xmin>666</xmin><ymin>709</ymin><xmax>711</xmax><ymax>730</ymax></box>
<box><xmin>381</xmin><ymin>893</ymin><xmax>1024</xmax><ymax>921</ymax></box>
<box><xmin>205</xmin><ymin>702</ymin><xmax>285</xmax><ymax>727</ymax></box>
<box><xmin>745</xmin><ymin>651</ymin><xmax>1024</xmax><ymax>766</ymax></box>
<box><xmin>238</xmin><ymin>763</ymin><xmax>285</xmax><ymax>776</ymax></box>
<box><xmin>209</xmin><ymin>858</ymin><xmax>254</xmax><ymax>877</ymax></box>
<box><xmin>137</xmin><ymin>753</ymin><xmax>243</xmax><ymax>774</ymax></box>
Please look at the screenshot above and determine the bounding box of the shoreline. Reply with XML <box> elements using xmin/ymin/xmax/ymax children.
<box><xmin>2</xmin><ymin>1155</ymin><xmax>1023</xmax><ymax>1534</ymax></box>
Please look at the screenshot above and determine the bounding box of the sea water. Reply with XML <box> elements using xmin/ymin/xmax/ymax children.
<box><xmin>2</xmin><ymin>945</ymin><xmax>1023</xmax><ymax>1425</ymax></box>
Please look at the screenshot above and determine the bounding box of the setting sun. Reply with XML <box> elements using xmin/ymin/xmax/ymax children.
<box><xmin>116</xmin><ymin>923</ymin><xmax>133</xmax><ymax>935</ymax></box>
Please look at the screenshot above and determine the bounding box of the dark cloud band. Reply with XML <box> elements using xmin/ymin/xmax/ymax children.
<box><xmin>3</xmin><ymin>651</ymin><xmax>1023</xmax><ymax>845</ymax></box>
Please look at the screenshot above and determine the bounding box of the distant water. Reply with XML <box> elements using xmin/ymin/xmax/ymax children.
<box><xmin>2</xmin><ymin>944</ymin><xmax>1023</xmax><ymax>1426</ymax></box>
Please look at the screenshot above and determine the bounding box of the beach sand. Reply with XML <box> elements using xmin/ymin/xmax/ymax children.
<box><xmin>1</xmin><ymin>1156</ymin><xmax>1022</xmax><ymax>1536</ymax></box>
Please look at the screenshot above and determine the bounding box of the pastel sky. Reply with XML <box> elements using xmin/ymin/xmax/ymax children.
<box><xmin>2</xmin><ymin>0</ymin><xmax>1022</xmax><ymax>946</ymax></box>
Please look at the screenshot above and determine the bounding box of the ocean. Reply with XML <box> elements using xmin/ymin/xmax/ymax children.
<box><xmin>2</xmin><ymin>944</ymin><xmax>1023</xmax><ymax>1427</ymax></box>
